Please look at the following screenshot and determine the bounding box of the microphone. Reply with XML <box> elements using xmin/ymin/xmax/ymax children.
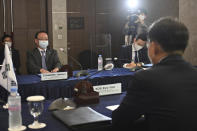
<box><xmin>59</xmin><ymin>48</ymin><xmax>83</xmax><ymax>70</ymax></box>
<box><xmin>48</xmin><ymin>97</ymin><xmax>76</xmax><ymax>111</ymax></box>
<box><xmin>59</xmin><ymin>48</ymin><xmax>88</xmax><ymax>77</ymax></box>
<box><xmin>113</xmin><ymin>57</ymin><xmax>132</xmax><ymax>67</ymax></box>
<box><xmin>113</xmin><ymin>57</ymin><xmax>131</xmax><ymax>62</ymax></box>
<box><xmin>113</xmin><ymin>57</ymin><xmax>143</xmax><ymax>71</ymax></box>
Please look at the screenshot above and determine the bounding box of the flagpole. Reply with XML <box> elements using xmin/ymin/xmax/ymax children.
<box><xmin>3</xmin><ymin>0</ymin><xmax>6</xmax><ymax>35</ymax></box>
<box><xmin>11</xmin><ymin>0</ymin><xmax>14</xmax><ymax>41</ymax></box>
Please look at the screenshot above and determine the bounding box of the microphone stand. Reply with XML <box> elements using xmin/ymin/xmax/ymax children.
<box><xmin>48</xmin><ymin>66</ymin><xmax>103</xmax><ymax>111</ymax></box>
<box><xmin>48</xmin><ymin>49</ymin><xmax>90</xmax><ymax>111</ymax></box>
<box><xmin>73</xmin><ymin>70</ymin><xmax>103</xmax><ymax>95</ymax></box>
<box><xmin>59</xmin><ymin>48</ymin><xmax>89</xmax><ymax>77</ymax></box>
<box><xmin>113</xmin><ymin>57</ymin><xmax>143</xmax><ymax>72</ymax></box>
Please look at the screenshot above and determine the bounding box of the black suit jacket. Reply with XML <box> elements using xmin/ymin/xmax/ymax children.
<box><xmin>112</xmin><ymin>55</ymin><xmax>197</xmax><ymax>131</ymax></box>
<box><xmin>118</xmin><ymin>45</ymin><xmax>150</xmax><ymax>67</ymax></box>
<box><xmin>0</xmin><ymin>46</ymin><xmax>20</xmax><ymax>74</ymax></box>
<box><xmin>26</xmin><ymin>48</ymin><xmax>62</xmax><ymax>74</ymax></box>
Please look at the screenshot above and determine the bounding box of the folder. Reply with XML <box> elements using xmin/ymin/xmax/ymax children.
<box><xmin>52</xmin><ymin>107</ymin><xmax>111</xmax><ymax>130</ymax></box>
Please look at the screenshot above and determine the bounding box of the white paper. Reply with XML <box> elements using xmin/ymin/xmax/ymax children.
<box><xmin>93</xmin><ymin>83</ymin><xmax>121</xmax><ymax>96</ymax></box>
<box><xmin>106</xmin><ymin>105</ymin><xmax>119</xmax><ymax>111</ymax></box>
<box><xmin>41</xmin><ymin>72</ymin><xmax>67</xmax><ymax>81</ymax></box>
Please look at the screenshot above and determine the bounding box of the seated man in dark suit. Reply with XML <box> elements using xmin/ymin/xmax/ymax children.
<box><xmin>0</xmin><ymin>34</ymin><xmax>21</xmax><ymax>74</ymax></box>
<box><xmin>26</xmin><ymin>31</ymin><xmax>62</xmax><ymax>74</ymax></box>
<box><xmin>112</xmin><ymin>17</ymin><xmax>197</xmax><ymax>131</ymax></box>
<box><xmin>119</xmin><ymin>32</ymin><xmax>150</xmax><ymax>68</ymax></box>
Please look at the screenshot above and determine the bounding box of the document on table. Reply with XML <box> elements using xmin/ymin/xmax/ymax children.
<box><xmin>106</xmin><ymin>105</ymin><xmax>119</xmax><ymax>111</ymax></box>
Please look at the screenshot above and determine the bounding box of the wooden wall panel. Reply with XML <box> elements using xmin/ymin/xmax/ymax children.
<box><xmin>12</xmin><ymin>0</ymin><xmax>47</xmax><ymax>74</ymax></box>
<box><xmin>67</xmin><ymin>0</ymin><xmax>95</xmax><ymax>67</ymax></box>
<box><xmin>27</xmin><ymin>0</ymin><xmax>41</xmax><ymax>29</ymax></box>
<box><xmin>13</xmin><ymin>0</ymin><xmax>27</xmax><ymax>29</ymax></box>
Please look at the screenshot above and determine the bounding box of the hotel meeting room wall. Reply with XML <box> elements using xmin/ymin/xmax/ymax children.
<box><xmin>0</xmin><ymin>0</ymin><xmax>179</xmax><ymax>74</ymax></box>
<box><xmin>180</xmin><ymin>0</ymin><xmax>197</xmax><ymax>66</ymax></box>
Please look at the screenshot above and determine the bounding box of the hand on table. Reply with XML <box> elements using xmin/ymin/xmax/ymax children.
<box><xmin>126</xmin><ymin>62</ymin><xmax>142</xmax><ymax>68</ymax></box>
<box><xmin>51</xmin><ymin>67</ymin><xmax>59</xmax><ymax>73</ymax></box>
<box><xmin>40</xmin><ymin>68</ymin><xmax>50</xmax><ymax>74</ymax></box>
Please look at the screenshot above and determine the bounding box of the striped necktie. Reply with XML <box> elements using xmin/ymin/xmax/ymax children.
<box><xmin>41</xmin><ymin>51</ymin><xmax>47</xmax><ymax>70</ymax></box>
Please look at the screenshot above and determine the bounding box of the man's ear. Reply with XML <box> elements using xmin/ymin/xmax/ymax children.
<box><xmin>35</xmin><ymin>39</ymin><xmax>39</xmax><ymax>47</ymax></box>
<box><xmin>152</xmin><ymin>42</ymin><xmax>162</xmax><ymax>55</ymax></box>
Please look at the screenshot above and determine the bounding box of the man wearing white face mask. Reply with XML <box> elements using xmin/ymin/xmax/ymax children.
<box><xmin>26</xmin><ymin>31</ymin><xmax>62</xmax><ymax>74</ymax></box>
<box><xmin>119</xmin><ymin>33</ymin><xmax>150</xmax><ymax>68</ymax></box>
<box><xmin>0</xmin><ymin>34</ymin><xmax>21</xmax><ymax>74</ymax></box>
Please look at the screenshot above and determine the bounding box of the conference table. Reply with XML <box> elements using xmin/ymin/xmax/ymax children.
<box><xmin>0</xmin><ymin>92</ymin><xmax>126</xmax><ymax>131</ymax></box>
<box><xmin>0</xmin><ymin>68</ymin><xmax>135</xmax><ymax>102</ymax></box>
<box><xmin>0</xmin><ymin>68</ymin><xmax>136</xmax><ymax>131</ymax></box>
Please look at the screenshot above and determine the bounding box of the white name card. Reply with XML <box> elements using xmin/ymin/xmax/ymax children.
<box><xmin>41</xmin><ymin>72</ymin><xmax>68</xmax><ymax>81</ymax></box>
<box><xmin>93</xmin><ymin>83</ymin><xmax>122</xmax><ymax>96</ymax></box>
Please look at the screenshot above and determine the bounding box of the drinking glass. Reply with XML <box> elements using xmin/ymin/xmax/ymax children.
<box><xmin>26</xmin><ymin>96</ymin><xmax>46</xmax><ymax>129</ymax></box>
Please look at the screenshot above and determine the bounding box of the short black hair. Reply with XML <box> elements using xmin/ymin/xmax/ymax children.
<box><xmin>148</xmin><ymin>17</ymin><xmax>189</xmax><ymax>53</ymax></box>
<box><xmin>35</xmin><ymin>31</ymin><xmax>48</xmax><ymax>39</ymax></box>
<box><xmin>135</xmin><ymin>32</ymin><xmax>147</xmax><ymax>41</ymax></box>
<box><xmin>1</xmin><ymin>34</ymin><xmax>13</xmax><ymax>42</ymax></box>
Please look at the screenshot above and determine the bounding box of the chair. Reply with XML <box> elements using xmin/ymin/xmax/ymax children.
<box><xmin>59</xmin><ymin>64</ymin><xmax>73</xmax><ymax>77</ymax></box>
<box><xmin>78</xmin><ymin>50</ymin><xmax>98</xmax><ymax>70</ymax></box>
<box><xmin>90</xmin><ymin>33</ymin><xmax>112</xmax><ymax>59</ymax></box>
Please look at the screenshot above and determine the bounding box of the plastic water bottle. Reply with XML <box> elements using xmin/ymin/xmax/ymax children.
<box><xmin>98</xmin><ymin>55</ymin><xmax>103</xmax><ymax>71</ymax></box>
<box><xmin>8</xmin><ymin>82</ymin><xmax>22</xmax><ymax>130</ymax></box>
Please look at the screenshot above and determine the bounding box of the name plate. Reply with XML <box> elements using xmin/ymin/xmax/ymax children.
<box><xmin>41</xmin><ymin>72</ymin><xmax>68</xmax><ymax>81</ymax></box>
<box><xmin>93</xmin><ymin>83</ymin><xmax>121</xmax><ymax>96</ymax></box>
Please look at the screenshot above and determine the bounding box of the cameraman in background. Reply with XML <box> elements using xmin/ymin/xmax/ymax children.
<box><xmin>123</xmin><ymin>8</ymin><xmax>147</xmax><ymax>45</ymax></box>
<box><xmin>137</xmin><ymin>8</ymin><xmax>148</xmax><ymax>35</ymax></box>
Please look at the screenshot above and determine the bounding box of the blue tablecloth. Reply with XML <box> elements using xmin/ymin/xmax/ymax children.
<box><xmin>0</xmin><ymin>68</ymin><xmax>134</xmax><ymax>102</ymax></box>
<box><xmin>0</xmin><ymin>92</ymin><xmax>126</xmax><ymax>131</ymax></box>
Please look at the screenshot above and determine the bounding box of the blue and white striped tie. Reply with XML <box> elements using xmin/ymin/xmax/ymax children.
<box><xmin>41</xmin><ymin>51</ymin><xmax>47</xmax><ymax>70</ymax></box>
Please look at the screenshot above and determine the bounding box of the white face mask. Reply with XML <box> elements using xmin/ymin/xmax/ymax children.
<box><xmin>133</xmin><ymin>43</ymin><xmax>144</xmax><ymax>51</ymax></box>
<box><xmin>39</xmin><ymin>40</ymin><xmax>48</xmax><ymax>49</ymax></box>
<box><xmin>139</xmin><ymin>15</ymin><xmax>145</xmax><ymax>21</ymax></box>
<box><xmin>5</xmin><ymin>42</ymin><xmax>12</xmax><ymax>48</ymax></box>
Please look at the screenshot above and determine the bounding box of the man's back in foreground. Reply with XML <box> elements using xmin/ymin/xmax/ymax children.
<box><xmin>112</xmin><ymin>17</ymin><xmax>197</xmax><ymax>131</ymax></box>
